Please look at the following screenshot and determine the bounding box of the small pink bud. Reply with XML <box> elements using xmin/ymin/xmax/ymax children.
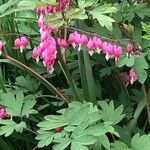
<box><xmin>127</xmin><ymin>43</ymin><xmax>133</xmax><ymax>58</ymax></box>
<box><xmin>54</xmin><ymin>127</ymin><xmax>62</xmax><ymax>133</ymax></box>
<box><xmin>36</xmin><ymin>7</ymin><xmax>42</xmax><ymax>15</ymax></box>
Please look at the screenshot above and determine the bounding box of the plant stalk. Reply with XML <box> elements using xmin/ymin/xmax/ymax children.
<box><xmin>2</xmin><ymin>54</ymin><xmax>69</xmax><ymax>103</ymax></box>
<box><xmin>142</xmin><ymin>84</ymin><xmax>150</xmax><ymax>127</ymax></box>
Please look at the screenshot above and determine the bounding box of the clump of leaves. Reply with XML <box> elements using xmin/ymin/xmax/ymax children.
<box><xmin>36</xmin><ymin>101</ymin><xmax>124</xmax><ymax>149</ymax></box>
<box><xmin>0</xmin><ymin>90</ymin><xmax>37</xmax><ymax>136</ymax></box>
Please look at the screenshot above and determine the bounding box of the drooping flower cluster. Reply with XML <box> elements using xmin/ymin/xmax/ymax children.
<box><xmin>0</xmin><ymin>107</ymin><xmax>8</xmax><ymax>119</ymax></box>
<box><xmin>68</xmin><ymin>31</ymin><xmax>122</xmax><ymax>63</ymax></box>
<box><xmin>32</xmin><ymin>7</ymin><xmax>58</xmax><ymax>74</ymax></box>
<box><xmin>122</xmin><ymin>68</ymin><xmax>138</xmax><ymax>86</ymax></box>
<box><xmin>14</xmin><ymin>36</ymin><xmax>28</xmax><ymax>53</ymax></box>
<box><xmin>32</xmin><ymin>1</ymin><xmax>71</xmax><ymax>73</ymax></box>
<box><xmin>0</xmin><ymin>41</ymin><xmax>3</xmax><ymax>56</ymax></box>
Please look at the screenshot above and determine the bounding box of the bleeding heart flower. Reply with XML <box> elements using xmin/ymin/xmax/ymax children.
<box><xmin>87</xmin><ymin>38</ymin><xmax>94</xmax><ymax>56</ymax></box>
<box><xmin>14</xmin><ymin>36</ymin><xmax>28</xmax><ymax>53</ymax></box>
<box><xmin>113</xmin><ymin>45</ymin><xmax>122</xmax><ymax>64</ymax></box>
<box><xmin>105</xmin><ymin>43</ymin><xmax>114</xmax><ymax>61</ymax></box>
<box><xmin>57</xmin><ymin>38</ymin><xmax>68</xmax><ymax>53</ymax></box>
<box><xmin>129</xmin><ymin>68</ymin><xmax>138</xmax><ymax>85</ymax></box>
<box><xmin>32</xmin><ymin>46</ymin><xmax>42</xmax><ymax>63</ymax></box>
<box><xmin>93</xmin><ymin>36</ymin><xmax>102</xmax><ymax>54</ymax></box>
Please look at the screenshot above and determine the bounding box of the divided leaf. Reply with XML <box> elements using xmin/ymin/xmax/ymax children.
<box><xmin>99</xmin><ymin>101</ymin><xmax>125</xmax><ymax>125</ymax></box>
<box><xmin>0</xmin><ymin>91</ymin><xmax>37</xmax><ymax>117</ymax></box>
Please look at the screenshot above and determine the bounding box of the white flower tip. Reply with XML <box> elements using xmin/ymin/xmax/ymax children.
<box><xmin>96</xmin><ymin>48</ymin><xmax>101</xmax><ymax>54</ymax></box>
<box><xmin>105</xmin><ymin>53</ymin><xmax>110</xmax><ymax>61</ymax></box>
<box><xmin>20</xmin><ymin>46</ymin><xmax>24</xmax><ymax>53</ymax></box>
<box><xmin>88</xmin><ymin>51</ymin><xmax>94</xmax><ymax>56</ymax></box>
<box><xmin>36</xmin><ymin>57</ymin><xmax>39</xmax><ymax>63</ymax></box>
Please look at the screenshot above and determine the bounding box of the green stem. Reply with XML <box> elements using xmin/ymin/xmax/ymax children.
<box><xmin>142</xmin><ymin>84</ymin><xmax>150</xmax><ymax>127</ymax></box>
<box><xmin>2</xmin><ymin>54</ymin><xmax>69</xmax><ymax>103</ymax></box>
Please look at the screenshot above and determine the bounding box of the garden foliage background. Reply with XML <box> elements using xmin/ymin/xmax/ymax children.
<box><xmin>0</xmin><ymin>0</ymin><xmax>150</xmax><ymax>149</ymax></box>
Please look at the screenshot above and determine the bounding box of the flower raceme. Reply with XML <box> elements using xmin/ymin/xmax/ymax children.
<box><xmin>31</xmin><ymin>29</ymin><xmax>124</xmax><ymax>73</ymax></box>
<box><xmin>33</xmin><ymin>5</ymin><xmax>126</xmax><ymax>74</ymax></box>
<box><xmin>14</xmin><ymin>36</ymin><xmax>28</xmax><ymax>53</ymax></box>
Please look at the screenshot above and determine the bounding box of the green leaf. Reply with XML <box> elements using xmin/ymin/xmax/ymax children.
<box><xmin>142</xmin><ymin>22</ymin><xmax>150</xmax><ymax>40</ymax></box>
<box><xmin>0</xmin><ymin>138</ymin><xmax>12</xmax><ymax>150</ymax></box>
<box><xmin>111</xmin><ymin>141</ymin><xmax>129</xmax><ymax>150</ymax></box>
<box><xmin>131</xmin><ymin>133</ymin><xmax>150</xmax><ymax>150</ymax></box>
<box><xmin>91</xmin><ymin>4</ymin><xmax>117</xmax><ymax>30</ymax></box>
<box><xmin>36</xmin><ymin>130</ymin><xmax>55</xmax><ymax>148</ymax></box>
<box><xmin>78</xmin><ymin>0</ymin><xmax>95</xmax><ymax>9</ymax></box>
<box><xmin>99</xmin><ymin>101</ymin><xmax>125</xmax><ymax>125</ymax></box>
<box><xmin>78</xmin><ymin>49</ymin><xmax>96</xmax><ymax>103</ymax></box>
<box><xmin>66</xmin><ymin>8</ymin><xmax>88</xmax><ymax>20</ymax></box>
<box><xmin>136</xmin><ymin>55</ymin><xmax>149</xmax><ymax>69</ymax></box>
<box><xmin>134</xmin><ymin>63</ymin><xmax>147</xmax><ymax>84</ymax></box>
<box><xmin>0</xmin><ymin>91</ymin><xmax>37</xmax><ymax>117</ymax></box>
<box><xmin>83</xmin><ymin>124</ymin><xmax>109</xmax><ymax>136</ymax></box>
<box><xmin>117</xmin><ymin>55</ymin><xmax>127</xmax><ymax>67</ymax></box>
<box><xmin>15</xmin><ymin>121</ymin><xmax>26</xmax><ymax>133</ymax></box>
<box><xmin>74</xmin><ymin>135</ymin><xmax>96</xmax><ymax>145</ymax></box>
<box><xmin>41</xmin><ymin>0</ymin><xmax>56</xmax><ymax>5</ymax></box>
<box><xmin>15</xmin><ymin>75</ymin><xmax>39</xmax><ymax>92</ymax></box>
<box><xmin>53</xmin><ymin>138</ymin><xmax>71</xmax><ymax>150</ymax></box>
<box><xmin>0</xmin><ymin>120</ymin><xmax>26</xmax><ymax>137</ymax></box>
<box><xmin>17</xmin><ymin>0</ymin><xmax>36</xmax><ymax>10</ymax></box>
<box><xmin>21</xmin><ymin>99</ymin><xmax>37</xmax><ymax>117</ymax></box>
<box><xmin>99</xmin><ymin>135</ymin><xmax>110</xmax><ymax>150</ymax></box>
<box><xmin>44</xmin><ymin>13</ymin><xmax>64</xmax><ymax>29</ymax></box>
<box><xmin>126</xmin><ymin>55</ymin><xmax>135</xmax><ymax>67</ymax></box>
<box><xmin>0</xmin><ymin>0</ymin><xmax>20</xmax><ymax>14</ymax></box>
<box><xmin>37</xmin><ymin>115</ymin><xmax>67</xmax><ymax>130</ymax></box>
<box><xmin>71</xmin><ymin>141</ymin><xmax>89</xmax><ymax>150</ymax></box>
